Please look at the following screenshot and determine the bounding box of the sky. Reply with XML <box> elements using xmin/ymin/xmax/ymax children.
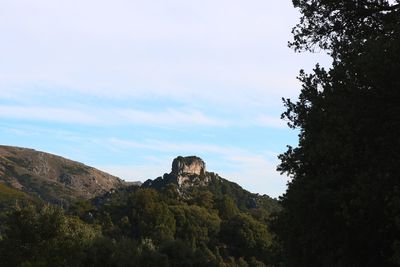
<box><xmin>0</xmin><ymin>0</ymin><xmax>330</xmax><ymax>198</ymax></box>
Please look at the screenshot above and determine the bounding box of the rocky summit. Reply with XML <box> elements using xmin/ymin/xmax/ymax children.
<box><xmin>172</xmin><ymin>156</ymin><xmax>206</xmax><ymax>176</ymax></box>
<box><xmin>141</xmin><ymin>155</ymin><xmax>279</xmax><ymax>212</ymax></box>
<box><xmin>143</xmin><ymin>156</ymin><xmax>214</xmax><ymax>189</ymax></box>
<box><xmin>171</xmin><ymin>156</ymin><xmax>208</xmax><ymax>186</ymax></box>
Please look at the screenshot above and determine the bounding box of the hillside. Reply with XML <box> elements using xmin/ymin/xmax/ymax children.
<box><xmin>142</xmin><ymin>156</ymin><xmax>280</xmax><ymax>213</ymax></box>
<box><xmin>0</xmin><ymin>150</ymin><xmax>281</xmax><ymax>266</ymax></box>
<box><xmin>0</xmin><ymin>145</ymin><xmax>124</xmax><ymax>205</ymax></box>
<box><xmin>70</xmin><ymin>156</ymin><xmax>281</xmax><ymax>266</ymax></box>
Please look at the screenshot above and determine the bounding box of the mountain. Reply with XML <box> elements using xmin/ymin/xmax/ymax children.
<box><xmin>0</xmin><ymin>150</ymin><xmax>281</xmax><ymax>266</ymax></box>
<box><xmin>79</xmin><ymin>156</ymin><xmax>281</xmax><ymax>266</ymax></box>
<box><xmin>0</xmin><ymin>145</ymin><xmax>278</xmax><ymax>213</ymax></box>
<box><xmin>142</xmin><ymin>155</ymin><xmax>279</xmax><ymax>212</ymax></box>
<box><xmin>0</xmin><ymin>145</ymin><xmax>124</xmax><ymax>206</ymax></box>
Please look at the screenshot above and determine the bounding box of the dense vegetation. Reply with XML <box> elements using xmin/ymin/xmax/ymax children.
<box><xmin>2</xmin><ymin>1</ymin><xmax>398</xmax><ymax>266</ymax></box>
<box><xmin>273</xmin><ymin>0</ymin><xmax>400</xmax><ymax>266</ymax></box>
<box><xmin>0</xmin><ymin>181</ymin><xmax>280</xmax><ymax>266</ymax></box>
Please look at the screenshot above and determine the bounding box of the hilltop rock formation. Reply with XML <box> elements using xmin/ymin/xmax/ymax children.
<box><xmin>171</xmin><ymin>156</ymin><xmax>208</xmax><ymax>186</ymax></box>
<box><xmin>141</xmin><ymin>155</ymin><xmax>280</xmax><ymax>212</ymax></box>
<box><xmin>143</xmin><ymin>156</ymin><xmax>213</xmax><ymax>189</ymax></box>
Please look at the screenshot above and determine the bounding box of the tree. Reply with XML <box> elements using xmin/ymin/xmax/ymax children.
<box><xmin>127</xmin><ymin>189</ymin><xmax>176</xmax><ymax>243</ymax></box>
<box><xmin>171</xmin><ymin>204</ymin><xmax>221</xmax><ymax>246</ymax></box>
<box><xmin>0</xmin><ymin>204</ymin><xmax>98</xmax><ymax>266</ymax></box>
<box><xmin>274</xmin><ymin>0</ymin><xmax>400</xmax><ymax>266</ymax></box>
<box><xmin>290</xmin><ymin>0</ymin><xmax>400</xmax><ymax>56</ymax></box>
<box><xmin>220</xmin><ymin>214</ymin><xmax>273</xmax><ymax>264</ymax></box>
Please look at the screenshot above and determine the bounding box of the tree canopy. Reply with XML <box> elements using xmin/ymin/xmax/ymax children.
<box><xmin>0</xmin><ymin>185</ymin><xmax>279</xmax><ymax>266</ymax></box>
<box><xmin>274</xmin><ymin>0</ymin><xmax>400</xmax><ymax>266</ymax></box>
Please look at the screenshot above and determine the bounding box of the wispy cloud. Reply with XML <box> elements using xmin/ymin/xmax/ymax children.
<box><xmin>0</xmin><ymin>0</ymin><xmax>331</xmax><ymax>109</ymax></box>
<box><xmin>0</xmin><ymin>104</ymin><xmax>289</xmax><ymax>129</ymax></box>
<box><xmin>107</xmin><ymin>137</ymin><xmax>242</xmax><ymax>155</ymax></box>
<box><xmin>118</xmin><ymin>108</ymin><xmax>229</xmax><ymax>127</ymax></box>
<box><xmin>0</xmin><ymin>105</ymin><xmax>228</xmax><ymax>127</ymax></box>
<box><xmin>0</xmin><ymin>105</ymin><xmax>101</xmax><ymax>124</ymax></box>
<box><xmin>0</xmin><ymin>0</ymin><xmax>309</xmax><ymax>197</ymax></box>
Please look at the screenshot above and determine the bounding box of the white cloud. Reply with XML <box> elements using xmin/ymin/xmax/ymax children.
<box><xmin>0</xmin><ymin>0</ymin><xmax>315</xmax><ymax>198</ymax></box>
<box><xmin>0</xmin><ymin>105</ymin><xmax>101</xmax><ymax>124</ymax></box>
<box><xmin>0</xmin><ymin>0</ymin><xmax>331</xmax><ymax>108</ymax></box>
<box><xmin>0</xmin><ymin>105</ymin><xmax>228</xmax><ymax>127</ymax></box>
<box><xmin>0</xmin><ymin>104</ymin><xmax>290</xmax><ymax>129</ymax></box>
<box><xmin>118</xmin><ymin>108</ymin><xmax>229</xmax><ymax>127</ymax></box>
<box><xmin>107</xmin><ymin>137</ymin><xmax>242</xmax><ymax>155</ymax></box>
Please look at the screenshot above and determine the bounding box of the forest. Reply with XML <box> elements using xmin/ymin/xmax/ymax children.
<box><xmin>0</xmin><ymin>181</ymin><xmax>280</xmax><ymax>266</ymax></box>
<box><xmin>0</xmin><ymin>0</ymin><xmax>399</xmax><ymax>266</ymax></box>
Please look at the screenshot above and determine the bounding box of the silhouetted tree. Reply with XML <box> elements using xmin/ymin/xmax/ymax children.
<box><xmin>274</xmin><ymin>0</ymin><xmax>400</xmax><ymax>266</ymax></box>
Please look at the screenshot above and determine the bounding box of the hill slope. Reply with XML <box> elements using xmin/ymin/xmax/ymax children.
<box><xmin>0</xmin><ymin>145</ymin><xmax>124</xmax><ymax>205</ymax></box>
<box><xmin>0</xmin><ymin>152</ymin><xmax>281</xmax><ymax>266</ymax></box>
<box><xmin>141</xmin><ymin>155</ymin><xmax>279</xmax><ymax>213</ymax></box>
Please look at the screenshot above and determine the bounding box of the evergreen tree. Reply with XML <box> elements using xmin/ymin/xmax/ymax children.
<box><xmin>274</xmin><ymin>1</ymin><xmax>400</xmax><ymax>266</ymax></box>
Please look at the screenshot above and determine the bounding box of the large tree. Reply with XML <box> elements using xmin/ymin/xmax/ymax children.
<box><xmin>274</xmin><ymin>1</ymin><xmax>400</xmax><ymax>266</ymax></box>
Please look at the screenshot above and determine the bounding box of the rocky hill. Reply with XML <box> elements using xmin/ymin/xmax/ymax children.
<box><xmin>142</xmin><ymin>156</ymin><xmax>279</xmax><ymax>212</ymax></box>
<box><xmin>0</xmin><ymin>155</ymin><xmax>282</xmax><ymax>267</ymax></box>
<box><xmin>142</xmin><ymin>156</ymin><xmax>210</xmax><ymax>189</ymax></box>
<box><xmin>0</xmin><ymin>147</ymin><xmax>278</xmax><ymax>214</ymax></box>
<box><xmin>0</xmin><ymin>145</ymin><xmax>124</xmax><ymax>205</ymax></box>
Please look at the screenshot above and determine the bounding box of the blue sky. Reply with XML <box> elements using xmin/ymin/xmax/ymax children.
<box><xmin>0</xmin><ymin>0</ymin><xmax>330</xmax><ymax>197</ymax></box>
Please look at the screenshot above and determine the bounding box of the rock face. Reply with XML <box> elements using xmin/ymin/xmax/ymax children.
<box><xmin>171</xmin><ymin>156</ymin><xmax>206</xmax><ymax>186</ymax></box>
<box><xmin>142</xmin><ymin>156</ymin><xmax>212</xmax><ymax>189</ymax></box>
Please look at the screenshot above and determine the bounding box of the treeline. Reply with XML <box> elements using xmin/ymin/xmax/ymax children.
<box><xmin>0</xmin><ymin>184</ymin><xmax>279</xmax><ymax>266</ymax></box>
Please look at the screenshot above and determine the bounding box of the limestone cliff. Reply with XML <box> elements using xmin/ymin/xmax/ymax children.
<box><xmin>143</xmin><ymin>156</ymin><xmax>213</xmax><ymax>189</ymax></box>
<box><xmin>171</xmin><ymin>156</ymin><xmax>208</xmax><ymax>186</ymax></box>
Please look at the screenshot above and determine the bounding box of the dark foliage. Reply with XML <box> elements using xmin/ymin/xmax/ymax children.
<box><xmin>274</xmin><ymin>0</ymin><xmax>400</xmax><ymax>266</ymax></box>
<box><xmin>0</xmin><ymin>183</ymin><xmax>279</xmax><ymax>266</ymax></box>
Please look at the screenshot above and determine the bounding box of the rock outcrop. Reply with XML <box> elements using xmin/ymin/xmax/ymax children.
<box><xmin>141</xmin><ymin>155</ymin><xmax>280</xmax><ymax>212</ymax></box>
<box><xmin>171</xmin><ymin>156</ymin><xmax>207</xmax><ymax>186</ymax></box>
<box><xmin>143</xmin><ymin>156</ymin><xmax>213</xmax><ymax>189</ymax></box>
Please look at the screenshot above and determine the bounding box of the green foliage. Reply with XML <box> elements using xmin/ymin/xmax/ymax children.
<box><xmin>221</xmin><ymin>214</ymin><xmax>273</xmax><ymax>263</ymax></box>
<box><xmin>159</xmin><ymin>239</ymin><xmax>219</xmax><ymax>267</ymax></box>
<box><xmin>0</xmin><ymin>183</ymin><xmax>34</xmax><ymax>206</ymax></box>
<box><xmin>190</xmin><ymin>190</ymin><xmax>214</xmax><ymax>210</ymax></box>
<box><xmin>0</xmin><ymin>177</ymin><xmax>280</xmax><ymax>266</ymax></box>
<box><xmin>171</xmin><ymin>204</ymin><xmax>221</xmax><ymax>246</ymax></box>
<box><xmin>0</xmin><ymin>204</ymin><xmax>98</xmax><ymax>266</ymax></box>
<box><xmin>216</xmin><ymin>195</ymin><xmax>240</xmax><ymax>219</ymax></box>
<box><xmin>127</xmin><ymin>189</ymin><xmax>176</xmax><ymax>243</ymax></box>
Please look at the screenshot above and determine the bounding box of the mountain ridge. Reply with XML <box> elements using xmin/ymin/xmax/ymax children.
<box><xmin>0</xmin><ymin>145</ymin><xmax>278</xmax><ymax>213</ymax></box>
<box><xmin>0</xmin><ymin>146</ymin><xmax>281</xmax><ymax>266</ymax></box>
<box><xmin>0</xmin><ymin>145</ymin><xmax>125</xmax><ymax>205</ymax></box>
